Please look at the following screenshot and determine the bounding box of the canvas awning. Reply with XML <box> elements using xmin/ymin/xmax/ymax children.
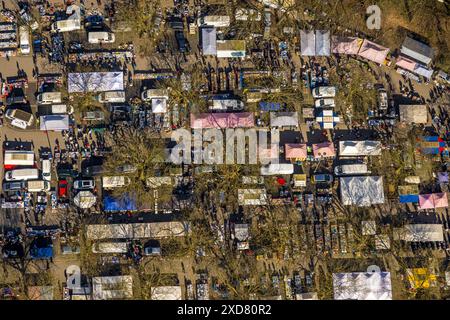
<box><xmin>419</xmin><ymin>193</ymin><xmax>448</xmax><ymax>209</ymax></box>
<box><xmin>151</xmin><ymin>98</ymin><xmax>167</xmax><ymax>113</ymax></box>
<box><xmin>315</xmin><ymin>30</ymin><xmax>330</xmax><ymax>56</ymax></box>
<box><xmin>39</xmin><ymin>115</ymin><xmax>69</xmax><ymax>131</ymax></box>
<box><xmin>285</xmin><ymin>143</ymin><xmax>307</xmax><ymax>160</ymax></box>
<box><xmin>68</xmin><ymin>72</ymin><xmax>124</xmax><ymax>93</ymax></box>
<box><xmin>270</xmin><ymin>112</ymin><xmax>299</xmax><ymax>127</ymax></box>
<box><xmin>201</xmin><ymin>27</ymin><xmax>217</xmax><ymax>55</ymax></box>
<box><xmin>331</xmin><ymin>36</ymin><xmax>362</xmax><ymax>55</ymax></box>
<box><xmin>312</xmin><ymin>142</ymin><xmax>335</xmax><ymax>159</ymax></box>
<box><xmin>357</xmin><ymin>39</ymin><xmax>389</xmax><ymax>65</ymax></box>
<box><xmin>401</xmin><ymin>36</ymin><xmax>434</xmax><ymax>65</ymax></box>
<box><xmin>339</xmin><ymin>140</ymin><xmax>382</xmax><ymax>156</ymax></box>
<box><xmin>395</xmin><ymin>224</ymin><xmax>444</xmax><ymax>242</ymax></box>
<box><xmin>73</xmin><ymin>191</ymin><xmax>97</xmax><ymax>209</ymax></box>
<box><xmin>340</xmin><ymin>176</ymin><xmax>385</xmax><ymax>207</ymax></box>
<box><xmin>399</xmin><ymin>104</ymin><xmax>427</xmax><ymax>123</ymax></box>
<box><xmin>333</xmin><ymin>272</ymin><xmax>392</xmax><ymax>300</ymax></box>
<box><xmin>300</xmin><ymin>30</ymin><xmax>315</xmax><ymax>56</ymax></box>
<box><xmin>190</xmin><ymin>112</ymin><xmax>254</xmax><ymax>128</ymax></box>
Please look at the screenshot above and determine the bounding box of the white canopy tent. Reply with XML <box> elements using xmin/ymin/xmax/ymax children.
<box><xmin>300</xmin><ymin>30</ymin><xmax>315</xmax><ymax>56</ymax></box>
<box><xmin>333</xmin><ymin>272</ymin><xmax>392</xmax><ymax>300</ymax></box>
<box><xmin>92</xmin><ymin>276</ymin><xmax>133</xmax><ymax>300</ymax></box>
<box><xmin>315</xmin><ymin>30</ymin><xmax>330</xmax><ymax>56</ymax></box>
<box><xmin>151</xmin><ymin>98</ymin><xmax>167</xmax><ymax>113</ymax></box>
<box><xmin>260</xmin><ymin>163</ymin><xmax>294</xmax><ymax>175</ymax></box>
<box><xmin>340</xmin><ymin>176</ymin><xmax>385</xmax><ymax>206</ymax></box>
<box><xmin>151</xmin><ymin>286</ymin><xmax>182</xmax><ymax>300</ymax></box>
<box><xmin>73</xmin><ymin>191</ymin><xmax>97</xmax><ymax>209</ymax></box>
<box><xmin>201</xmin><ymin>27</ymin><xmax>217</xmax><ymax>55</ymax></box>
<box><xmin>270</xmin><ymin>112</ymin><xmax>299</xmax><ymax>128</ymax></box>
<box><xmin>339</xmin><ymin>140</ymin><xmax>382</xmax><ymax>157</ymax></box>
<box><xmin>39</xmin><ymin>115</ymin><xmax>69</xmax><ymax>131</ymax></box>
<box><xmin>68</xmin><ymin>72</ymin><xmax>124</xmax><ymax>93</ymax></box>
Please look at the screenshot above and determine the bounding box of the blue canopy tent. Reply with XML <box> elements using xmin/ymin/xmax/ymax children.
<box><xmin>399</xmin><ymin>194</ymin><xmax>419</xmax><ymax>204</ymax></box>
<box><xmin>259</xmin><ymin>102</ymin><xmax>282</xmax><ymax>112</ymax></box>
<box><xmin>103</xmin><ymin>194</ymin><xmax>137</xmax><ymax>212</ymax></box>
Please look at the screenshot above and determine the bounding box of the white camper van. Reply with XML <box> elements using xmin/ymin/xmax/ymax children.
<box><xmin>4</xmin><ymin>168</ymin><xmax>39</xmax><ymax>181</ymax></box>
<box><xmin>19</xmin><ymin>26</ymin><xmax>30</xmax><ymax>55</ymax></box>
<box><xmin>4</xmin><ymin>150</ymin><xmax>34</xmax><ymax>166</ymax></box>
<box><xmin>37</xmin><ymin>92</ymin><xmax>62</xmax><ymax>105</ymax></box>
<box><xmin>334</xmin><ymin>164</ymin><xmax>370</xmax><ymax>176</ymax></box>
<box><xmin>102</xmin><ymin>176</ymin><xmax>131</xmax><ymax>189</ymax></box>
<box><xmin>97</xmin><ymin>91</ymin><xmax>126</xmax><ymax>103</ymax></box>
<box><xmin>88</xmin><ymin>31</ymin><xmax>115</xmax><ymax>44</ymax></box>
<box><xmin>27</xmin><ymin>180</ymin><xmax>51</xmax><ymax>192</ymax></box>
<box><xmin>51</xmin><ymin>19</ymin><xmax>81</xmax><ymax>33</ymax></box>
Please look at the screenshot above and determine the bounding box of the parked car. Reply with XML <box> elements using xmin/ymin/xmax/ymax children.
<box><xmin>2</xmin><ymin>181</ymin><xmax>27</xmax><ymax>192</ymax></box>
<box><xmin>83</xmin><ymin>165</ymin><xmax>106</xmax><ymax>176</ymax></box>
<box><xmin>116</xmin><ymin>164</ymin><xmax>137</xmax><ymax>174</ymax></box>
<box><xmin>73</xmin><ymin>179</ymin><xmax>95</xmax><ymax>190</ymax></box>
<box><xmin>58</xmin><ymin>179</ymin><xmax>68</xmax><ymax>198</ymax></box>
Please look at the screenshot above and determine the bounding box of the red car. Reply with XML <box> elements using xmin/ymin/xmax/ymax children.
<box><xmin>58</xmin><ymin>179</ymin><xmax>68</xmax><ymax>198</ymax></box>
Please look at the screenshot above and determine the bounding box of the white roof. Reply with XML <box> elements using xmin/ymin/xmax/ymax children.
<box><xmin>260</xmin><ymin>163</ymin><xmax>294</xmax><ymax>175</ymax></box>
<box><xmin>86</xmin><ymin>221</ymin><xmax>189</xmax><ymax>240</ymax></box>
<box><xmin>92</xmin><ymin>276</ymin><xmax>133</xmax><ymax>300</ymax></box>
<box><xmin>39</xmin><ymin>115</ymin><xmax>69</xmax><ymax>131</ymax></box>
<box><xmin>339</xmin><ymin>140</ymin><xmax>382</xmax><ymax>156</ymax></box>
<box><xmin>68</xmin><ymin>72</ymin><xmax>124</xmax><ymax>93</ymax></box>
<box><xmin>270</xmin><ymin>112</ymin><xmax>299</xmax><ymax>127</ymax></box>
<box><xmin>315</xmin><ymin>30</ymin><xmax>330</xmax><ymax>56</ymax></box>
<box><xmin>300</xmin><ymin>30</ymin><xmax>315</xmax><ymax>56</ymax></box>
<box><xmin>333</xmin><ymin>272</ymin><xmax>392</xmax><ymax>300</ymax></box>
<box><xmin>340</xmin><ymin>176</ymin><xmax>385</xmax><ymax>207</ymax></box>
<box><xmin>151</xmin><ymin>286</ymin><xmax>182</xmax><ymax>300</ymax></box>
<box><xmin>395</xmin><ymin>224</ymin><xmax>444</xmax><ymax>242</ymax></box>
<box><xmin>73</xmin><ymin>191</ymin><xmax>97</xmax><ymax>209</ymax></box>
<box><xmin>201</xmin><ymin>27</ymin><xmax>217</xmax><ymax>55</ymax></box>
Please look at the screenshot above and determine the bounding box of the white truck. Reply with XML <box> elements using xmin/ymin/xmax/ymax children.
<box><xmin>19</xmin><ymin>26</ymin><xmax>30</xmax><ymax>55</ymax></box>
<box><xmin>4</xmin><ymin>150</ymin><xmax>34</xmax><ymax>166</ymax></box>
<box><xmin>334</xmin><ymin>164</ymin><xmax>370</xmax><ymax>176</ymax></box>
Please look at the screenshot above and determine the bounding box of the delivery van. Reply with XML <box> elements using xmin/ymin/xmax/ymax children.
<box><xmin>37</xmin><ymin>92</ymin><xmax>62</xmax><ymax>105</ymax></box>
<box><xmin>312</xmin><ymin>86</ymin><xmax>336</xmax><ymax>99</ymax></box>
<box><xmin>5</xmin><ymin>168</ymin><xmax>39</xmax><ymax>181</ymax></box>
<box><xmin>102</xmin><ymin>176</ymin><xmax>131</xmax><ymax>189</ymax></box>
<box><xmin>5</xmin><ymin>109</ymin><xmax>34</xmax><ymax>129</ymax></box>
<box><xmin>88</xmin><ymin>31</ymin><xmax>115</xmax><ymax>44</ymax></box>
<box><xmin>97</xmin><ymin>91</ymin><xmax>126</xmax><ymax>103</ymax></box>
<box><xmin>27</xmin><ymin>180</ymin><xmax>51</xmax><ymax>192</ymax></box>
<box><xmin>334</xmin><ymin>164</ymin><xmax>370</xmax><ymax>176</ymax></box>
<box><xmin>141</xmin><ymin>88</ymin><xmax>169</xmax><ymax>102</ymax></box>
<box><xmin>4</xmin><ymin>150</ymin><xmax>34</xmax><ymax>166</ymax></box>
<box><xmin>92</xmin><ymin>242</ymin><xmax>128</xmax><ymax>254</ymax></box>
<box><xmin>19</xmin><ymin>26</ymin><xmax>30</xmax><ymax>55</ymax></box>
<box><xmin>41</xmin><ymin>159</ymin><xmax>51</xmax><ymax>181</ymax></box>
<box><xmin>51</xmin><ymin>19</ymin><xmax>81</xmax><ymax>33</ymax></box>
<box><xmin>50</xmin><ymin>104</ymin><xmax>73</xmax><ymax>114</ymax></box>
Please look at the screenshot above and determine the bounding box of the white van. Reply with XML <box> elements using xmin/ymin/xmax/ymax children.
<box><xmin>92</xmin><ymin>242</ymin><xmax>128</xmax><ymax>254</ymax></box>
<box><xmin>5</xmin><ymin>109</ymin><xmax>34</xmax><ymax>129</ymax></box>
<box><xmin>41</xmin><ymin>159</ymin><xmax>51</xmax><ymax>181</ymax></box>
<box><xmin>4</xmin><ymin>150</ymin><xmax>34</xmax><ymax>166</ymax></box>
<box><xmin>19</xmin><ymin>26</ymin><xmax>30</xmax><ymax>55</ymax></box>
<box><xmin>102</xmin><ymin>176</ymin><xmax>131</xmax><ymax>189</ymax></box>
<box><xmin>37</xmin><ymin>92</ymin><xmax>62</xmax><ymax>105</ymax></box>
<box><xmin>5</xmin><ymin>168</ymin><xmax>39</xmax><ymax>181</ymax></box>
<box><xmin>51</xmin><ymin>19</ymin><xmax>81</xmax><ymax>33</ymax></box>
<box><xmin>88</xmin><ymin>31</ymin><xmax>115</xmax><ymax>44</ymax></box>
<box><xmin>315</xmin><ymin>98</ymin><xmax>335</xmax><ymax>108</ymax></box>
<box><xmin>312</xmin><ymin>86</ymin><xmax>336</xmax><ymax>99</ymax></box>
<box><xmin>27</xmin><ymin>180</ymin><xmax>51</xmax><ymax>192</ymax></box>
<box><xmin>334</xmin><ymin>164</ymin><xmax>369</xmax><ymax>176</ymax></box>
<box><xmin>141</xmin><ymin>88</ymin><xmax>169</xmax><ymax>102</ymax></box>
<box><xmin>97</xmin><ymin>91</ymin><xmax>126</xmax><ymax>103</ymax></box>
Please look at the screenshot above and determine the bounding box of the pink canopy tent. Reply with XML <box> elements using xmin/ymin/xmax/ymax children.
<box><xmin>331</xmin><ymin>36</ymin><xmax>362</xmax><ymax>55</ymax></box>
<box><xmin>419</xmin><ymin>194</ymin><xmax>434</xmax><ymax>209</ymax></box>
<box><xmin>312</xmin><ymin>142</ymin><xmax>336</xmax><ymax>159</ymax></box>
<box><xmin>357</xmin><ymin>39</ymin><xmax>389</xmax><ymax>65</ymax></box>
<box><xmin>395</xmin><ymin>55</ymin><xmax>417</xmax><ymax>72</ymax></box>
<box><xmin>433</xmin><ymin>193</ymin><xmax>448</xmax><ymax>208</ymax></box>
<box><xmin>190</xmin><ymin>112</ymin><xmax>254</xmax><ymax>129</ymax></box>
<box><xmin>285</xmin><ymin>143</ymin><xmax>307</xmax><ymax>160</ymax></box>
<box><xmin>419</xmin><ymin>193</ymin><xmax>449</xmax><ymax>209</ymax></box>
